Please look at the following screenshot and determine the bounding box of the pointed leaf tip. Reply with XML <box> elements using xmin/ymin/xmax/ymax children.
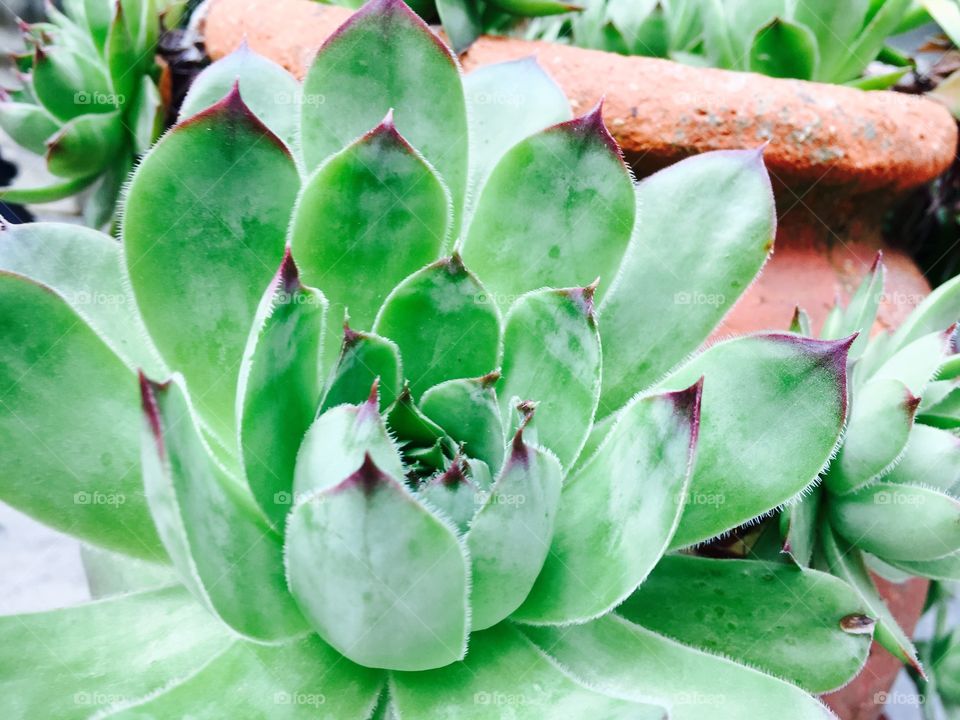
<box><xmin>479</xmin><ymin>369</ymin><xmax>501</xmax><ymax>388</ymax></box>
<box><xmin>364</xmin><ymin>377</ymin><xmax>381</xmax><ymax>410</ymax></box>
<box><xmin>870</xmin><ymin>249</ymin><xmax>884</xmax><ymax>273</ymax></box>
<box><xmin>277</xmin><ymin>247</ymin><xmax>300</xmax><ymax>292</ymax></box>
<box><xmin>904</xmin><ymin>389</ymin><xmax>921</xmax><ymax>415</ymax></box>
<box><xmin>336</xmin><ymin>452</ymin><xmax>390</xmax><ymax>496</ymax></box>
<box><xmin>668</xmin><ymin>376</ymin><xmax>704</xmax><ymax>447</ymax></box>
<box><xmin>138</xmin><ymin>371</ymin><xmax>169</xmax><ymax>447</ymax></box>
<box><xmin>510</xmin><ymin>402</ymin><xmax>537</xmax><ymax>461</ymax></box>
<box><xmin>435</xmin><ymin>455</ymin><xmax>469</xmax><ymax>488</ymax></box>
<box><xmin>560</xmin><ymin>99</ymin><xmax>620</xmax><ymax>155</ymax></box>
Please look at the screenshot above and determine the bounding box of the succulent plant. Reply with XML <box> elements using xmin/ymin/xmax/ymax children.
<box><xmin>0</xmin><ymin>0</ymin><xmax>179</xmax><ymax>227</ymax></box>
<box><xmin>0</xmin><ymin>0</ymin><xmax>892</xmax><ymax>716</ymax></box>
<box><xmin>777</xmin><ymin>257</ymin><xmax>960</xmax><ymax>680</ymax></box>
<box><xmin>907</xmin><ymin>582</ymin><xmax>960</xmax><ymax>718</ymax></box>
<box><xmin>532</xmin><ymin>0</ymin><xmax>916</xmax><ymax>88</ymax></box>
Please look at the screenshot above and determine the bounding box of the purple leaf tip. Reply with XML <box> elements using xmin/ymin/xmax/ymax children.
<box><xmin>276</xmin><ymin>246</ymin><xmax>300</xmax><ymax>293</ymax></box>
<box><xmin>869</xmin><ymin>249</ymin><xmax>883</xmax><ymax>273</ymax></box>
<box><xmin>904</xmin><ymin>388</ymin><xmax>921</xmax><ymax>416</ymax></box>
<box><xmin>510</xmin><ymin>401</ymin><xmax>537</xmax><ymax>463</ymax></box>
<box><xmin>346</xmin><ymin>453</ymin><xmax>389</xmax><ymax>496</ymax></box>
<box><xmin>138</xmin><ymin>371</ymin><xmax>170</xmax><ymax>452</ymax></box>
<box><xmin>342</xmin><ymin>321</ymin><xmax>362</xmax><ymax>348</ymax></box>
<box><xmin>435</xmin><ymin>455</ymin><xmax>469</xmax><ymax>488</ymax></box>
<box><xmin>557</xmin><ymin>98</ymin><xmax>621</xmax><ymax>156</ymax></box>
<box><xmin>478</xmin><ymin>370</ymin><xmax>501</xmax><ymax>389</ymax></box>
<box><xmin>362</xmin><ymin>377</ymin><xmax>381</xmax><ymax>414</ymax></box>
<box><xmin>667</xmin><ymin>376</ymin><xmax>704</xmax><ymax>449</ymax></box>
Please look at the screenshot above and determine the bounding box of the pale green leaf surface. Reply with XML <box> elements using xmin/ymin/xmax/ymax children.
<box><xmin>498</xmin><ymin>287</ymin><xmax>600</xmax><ymax>469</ymax></box>
<box><xmin>286</xmin><ymin>456</ymin><xmax>469</xmax><ymax>671</ymax></box>
<box><xmin>141</xmin><ymin>375</ymin><xmax>307</xmax><ymax>640</ymax></box>
<box><xmin>320</xmin><ymin>328</ymin><xmax>402</xmax><ymax>412</ymax></box>
<box><xmin>598</xmin><ymin>150</ymin><xmax>775</xmax><ymax>409</ymax></box>
<box><xmin>748</xmin><ymin>17</ymin><xmax>818</xmax><ymax>79</ymax></box>
<box><xmin>522</xmin><ymin>615</ymin><xmax>837</xmax><ymax>720</ymax></box>
<box><xmin>889</xmin><ymin>273</ymin><xmax>960</xmax><ymax>352</ymax></box>
<box><xmin>0</xmin><ymin>101</ymin><xmax>60</xmax><ymax>154</ymax></box>
<box><xmin>619</xmin><ymin>555</ymin><xmax>873</xmax><ymax>693</ymax></box>
<box><xmin>391</xmin><ymin>623</ymin><xmax>666</xmax><ymax>719</ymax></box>
<box><xmin>124</xmin><ymin>89</ymin><xmax>299</xmax><ymax>443</ymax></box>
<box><xmin>515</xmin><ymin>384</ymin><xmax>700</xmax><ymax>624</ymax></box>
<box><xmin>420</xmin><ymin>375</ymin><xmax>504</xmax><ymax>471</ymax></box>
<box><xmin>661</xmin><ymin>333</ymin><xmax>849</xmax><ymax>548</ymax></box>
<box><xmin>0</xmin><ymin>271</ymin><xmax>164</xmax><ymax>559</ymax></box>
<box><xmin>884</xmin><ymin>423</ymin><xmax>960</xmax><ymax>492</ymax></box>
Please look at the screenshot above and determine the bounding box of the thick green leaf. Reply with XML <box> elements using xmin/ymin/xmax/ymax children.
<box><xmin>888</xmin><ymin>551</ymin><xmax>960</xmax><ymax>582</ymax></box>
<box><xmin>919</xmin><ymin>384</ymin><xmax>960</xmax><ymax>429</ymax></box>
<box><xmin>515</xmin><ymin>383</ymin><xmax>700</xmax><ymax>624</ymax></box>
<box><xmin>417</xmin><ymin>456</ymin><xmax>489</xmax><ymax>531</ymax></box>
<box><xmin>385</xmin><ymin>383</ymin><xmax>449</xmax><ymax>447</ymax></box>
<box><xmin>522</xmin><ymin>615</ymin><xmax>837</xmax><ymax>720</ymax></box>
<box><xmin>885</xmin><ymin>424</ymin><xmax>960</xmax><ymax>492</ymax></box>
<box><xmin>780</xmin><ymin>487</ymin><xmax>821</xmax><ymax>567</ymax></box>
<box><xmin>85</xmin><ymin>0</ymin><xmax>113</xmax><ymax>51</ymax></box>
<box><xmin>436</xmin><ymin>0</ymin><xmax>481</xmax><ymax>53</ymax></box>
<box><xmin>420</xmin><ymin>373</ymin><xmax>504</xmax><ymax>471</ymax></box>
<box><xmin>0</xmin><ymin>221</ymin><xmax>164</xmax><ymax>375</ymax></box>
<box><xmin>792</xmin><ymin>0</ymin><xmax>869</xmax><ymax>81</ymax></box>
<box><xmin>294</xmin><ymin>389</ymin><xmax>405</xmax><ymax>498</ymax></box>
<box><xmin>0</xmin><ymin>173</ymin><xmax>98</xmax><ymax>203</ymax></box>
<box><xmin>300</xmin><ymin>0</ymin><xmax>468</xmax><ymax>226</ymax></box>
<box><xmin>467</xmin><ymin>425</ymin><xmax>563</xmax><ymax>629</ymax></box>
<box><xmin>749</xmin><ymin>17</ymin><xmax>818</xmax><ymax>79</ymax></box>
<box><xmin>46</xmin><ymin>110</ymin><xmax>121</xmax><ymax>178</ymax></box>
<box><xmin>80</xmin><ymin>544</ymin><xmax>178</xmax><ymax>597</ymax></box>
<box><xmin>870</xmin><ymin>326</ymin><xmax>954</xmax><ymax>395</ymax></box>
<box><xmin>237</xmin><ymin>251</ymin><xmax>327</xmax><ymax>530</ymax></box>
<box><xmin>374</xmin><ymin>255</ymin><xmax>501</xmax><ymax>398</ymax></box>
<box><xmin>99</xmin><ymin>636</ymin><xmax>384</xmax><ymax>719</ymax></box>
<box><xmin>462</xmin><ymin>106</ymin><xmax>635</xmax><ymax>313</ymax></box>
<box><xmin>0</xmin><ymin>271</ymin><xmax>164</xmax><ymax>559</ymax></box>
<box><xmin>179</xmin><ymin>42</ymin><xmax>301</xmax><ymax>149</ymax></box>
<box><xmin>0</xmin><ymin>100</ymin><xmax>60</xmax><ymax>154</ymax></box>
<box><xmin>106</xmin><ymin>3</ymin><xmax>136</xmax><ymax>103</ymax></box>
<box><xmin>320</xmin><ymin>327</ymin><xmax>402</xmax><ymax>412</ymax></box>
<box><xmin>619</xmin><ymin>555</ymin><xmax>873</xmax><ymax>693</ymax></box>
<box><xmin>830</xmin><ymin>482</ymin><xmax>960</xmax><ymax>562</ymax></box>
<box><xmin>790</xmin><ymin>306</ymin><xmax>812</xmax><ymax>335</ymax></box>
<box><xmin>140</xmin><ymin>375</ymin><xmax>307</xmax><ymax>641</ymax></box>
<box><xmin>124</xmin><ymin>87</ymin><xmax>299</xmax><ymax>443</ymax></box>
<box><xmin>463</xmin><ymin>57</ymin><xmax>571</xmax><ymax>205</ymax></box>
<box><xmin>33</xmin><ymin>45</ymin><xmax>113</xmax><ymax>121</ymax></box>
<box><xmin>821</xmin><ymin>525</ymin><xmax>923</xmax><ymax>674</ymax></box>
<box><xmin>291</xmin><ymin>115</ymin><xmax>451</xmax><ymax>340</ymax></box>
<box><xmin>0</xmin><ymin>587</ymin><xmax>231</xmax><ymax>720</ymax></box>
<box><xmin>662</xmin><ymin>333</ymin><xmax>850</xmax><ymax>548</ymax></box>
<box><xmin>498</xmin><ymin>286</ymin><xmax>601</xmax><ymax>469</ymax></box>
<box><xmin>598</xmin><ymin>150</ymin><xmax>775</xmax><ymax>410</ymax></box>
<box><xmin>129</xmin><ymin>75</ymin><xmax>162</xmax><ymax>155</ymax></box>
<box><xmin>837</xmin><ymin>251</ymin><xmax>885</xmax><ymax>362</ymax></box>
<box><xmin>488</xmin><ymin>0</ymin><xmax>581</xmax><ymax>16</ymax></box>
<box><xmin>391</xmin><ymin>623</ymin><xmax>665</xmax><ymax>719</ymax></box>
<box><xmin>834</xmin><ymin>0</ymin><xmax>913</xmax><ymax>83</ymax></box>
<box><xmin>890</xmin><ymin>273</ymin><xmax>960</xmax><ymax>352</ymax></box>
<box><xmin>286</xmin><ymin>455</ymin><xmax>469</xmax><ymax>671</ymax></box>
<box><xmin>824</xmin><ymin>378</ymin><xmax>918</xmax><ymax>494</ymax></box>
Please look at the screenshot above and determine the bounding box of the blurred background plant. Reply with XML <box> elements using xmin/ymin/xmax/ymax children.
<box><xmin>0</xmin><ymin>0</ymin><xmax>189</xmax><ymax>229</ymax></box>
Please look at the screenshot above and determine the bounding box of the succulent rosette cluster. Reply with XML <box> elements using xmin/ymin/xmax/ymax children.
<box><xmin>779</xmin><ymin>259</ymin><xmax>960</xmax><ymax>679</ymax></box>
<box><xmin>0</xmin><ymin>0</ymin><xmax>919</xmax><ymax>717</ymax></box>
<box><xmin>0</xmin><ymin>0</ymin><xmax>176</xmax><ymax>226</ymax></box>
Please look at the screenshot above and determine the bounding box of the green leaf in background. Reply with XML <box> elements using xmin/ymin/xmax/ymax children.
<box><xmin>834</xmin><ymin>0</ymin><xmax>912</xmax><ymax>83</ymax></box>
<box><xmin>300</xmin><ymin>0</ymin><xmax>468</xmax><ymax>225</ymax></box>
<box><xmin>179</xmin><ymin>42</ymin><xmax>301</xmax><ymax>150</ymax></box>
<box><xmin>391</xmin><ymin>623</ymin><xmax>665</xmax><ymax>719</ymax></box>
<box><xmin>436</xmin><ymin>0</ymin><xmax>482</xmax><ymax>54</ymax></box>
<box><xmin>823</xmin><ymin>378</ymin><xmax>919</xmax><ymax>495</ymax></box>
<box><xmin>33</xmin><ymin>46</ymin><xmax>113</xmax><ymax>121</ymax></box>
<box><xmin>237</xmin><ymin>251</ymin><xmax>327</xmax><ymax>529</ymax></box>
<box><xmin>0</xmin><ymin>587</ymin><xmax>232</xmax><ymax>720</ymax></box>
<box><xmin>829</xmin><ymin>482</ymin><xmax>960</xmax><ymax>562</ymax></box>
<box><xmin>0</xmin><ymin>101</ymin><xmax>60</xmax><ymax>155</ymax></box>
<box><xmin>885</xmin><ymin>424</ymin><xmax>960</xmax><ymax>492</ymax></box>
<box><xmin>498</xmin><ymin>286</ymin><xmax>601</xmax><ymax>469</ymax></box>
<box><xmin>515</xmin><ymin>382</ymin><xmax>700</xmax><ymax>624</ymax></box>
<box><xmin>124</xmin><ymin>87</ymin><xmax>299</xmax><ymax>443</ymax></box>
<box><xmin>870</xmin><ymin>326</ymin><xmax>954</xmax><ymax>395</ymax></box>
<box><xmin>662</xmin><ymin>333</ymin><xmax>850</xmax><ymax>548</ymax></box>
<box><xmin>374</xmin><ymin>255</ymin><xmax>501</xmax><ymax>398</ymax></box>
<box><xmin>286</xmin><ymin>455</ymin><xmax>469</xmax><ymax>671</ymax></box>
<box><xmin>291</xmin><ymin>114</ymin><xmax>451</xmax><ymax>339</ymax></box>
<box><xmin>522</xmin><ymin>615</ymin><xmax>838</xmax><ymax>720</ymax></box>
<box><xmin>780</xmin><ymin>488</ymin><xmax>821</xmax><ymax>567</ymax></box>
<box><xmin>821</xmin><ymin>525</ymin><xmax>923</xmax><ymax>674</ymax></box>
<box><xmin>140</xmin><ymin>375</ymin><xmax>308</xmax><ymax>641</ymax></box>
<box><xmin>792</xmin><ymin>0</ymin><xmax>869</xmax><ymax>81</ymax></box>
<box><xmin>890</xmin><ymin>273</ymin><xmax>960</xmax><ymax>352</ymax></box>
<box><xmin>0</xmin><ymin>174</ymin><xmax>99</xmax><ymax>204</ymax></box>
<box><xmin>463</xmin><ymin>57</ymin><xmax>571</xmax><ymax>204</ymax></box>
<box><xmin>462</xmin><ymin>106</ymin><xmax>635</xmax><ymax>312</ymax></box>
<box><xmin>0</xmin><ymin>271</ymin><xmax>164</xmax><ymax>559</ymax></box>
<box><xmin>835</xmin><ymin>252</ymin><xmax>884</xmax><ymax>361</ymax></box>
<box><xmin>619</xmin><ymin>555</ymin><xmax>873</xmax><ymax>693</ymax></box>
<box><xmin>467</xmin><ymin>425</ymin><xmax>562</xmax><ymax>629</ymax></box>
<box><xmin>599</xmin><ymin>149</ymin><xmax>775</xmax><ymax>411</ymax></box>
<box><xmin>46</xmin><ymin>110</ymin><xmax>121</xmax><ymax>178</ymax></box>
<box><xmin>748</xmin><ymin>17</ymin><xmax>819</xmax><ymax>80</ymax></box>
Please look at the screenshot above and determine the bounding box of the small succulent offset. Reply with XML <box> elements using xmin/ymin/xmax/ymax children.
<box><xmin>0</xmin><ymin>1</ymin><xmax>894</xmax><ymax>716</ymax></box>
<box><xmin>0</xmin><ymin>0</ymin><xmax>177</xmax><ymax>226</ymax></box>
<box><xmin>533</xmin><ymin>0</ymin><xmax>915</xmax><ymax>88</ymax></box>
<box><xmin>779</xmin><ymin>258</ymin><xmax>960</xmax><ymax>681</ymax></box>
<box><xmin>908</xmin><ymin>583</ymin><xmax>960</xmax><ymax>717</ymax></box>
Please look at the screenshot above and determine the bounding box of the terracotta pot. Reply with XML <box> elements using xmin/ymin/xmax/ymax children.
<box><xmin>202</xmin><ymin>2</ymin><xmax>955</xmax><ymax>717</ymax></box>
